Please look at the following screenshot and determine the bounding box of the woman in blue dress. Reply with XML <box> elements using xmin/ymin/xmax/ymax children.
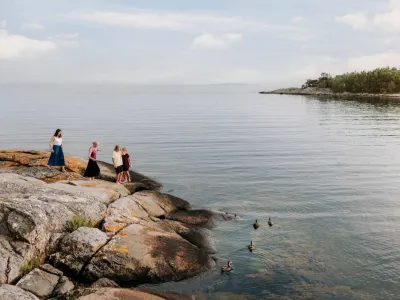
<box><xmin>47</xmin><ymin>129</ymin><xmax>66</xmax><ymax>172</ymax></box>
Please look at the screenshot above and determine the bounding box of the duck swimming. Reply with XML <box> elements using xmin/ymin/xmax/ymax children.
<box><xmin>221</xmin><ymin>260</ymin><xmax>233</xmax><ymax>273</ymax></box>
<box><xmin>268</xmin><ymin>218</ymin><xmax>273</xmax><ymax>227</ymax></box>
<box><xmin>248</xmin><ymin>241</ymin><xmax>255</xmax><ymax>251</ymax></box>
<box><xmin>253</xmin><ymin>220</ymin><xmax>260</xmax><ymax>229</ymax></box>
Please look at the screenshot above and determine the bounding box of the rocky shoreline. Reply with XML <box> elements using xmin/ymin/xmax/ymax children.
<box><xmin>0</xmin><ymin>150</ymin><xmax>237</xmax><ymax>300</ymax></box>
<box><xmin>259</xmin><ymin>87</ymin><xmax>400</xmax><ymax>98</ymax></box>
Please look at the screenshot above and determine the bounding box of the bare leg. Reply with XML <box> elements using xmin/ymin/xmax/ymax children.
<box><xmin>122</xmin><ymin>172</ymin><xmax>127</xmax><ymax>183</ymax></box>
<box><xmin>127</xmin><ymin>171</ymin><xmax>131</xmax><ymax>182</ymax></box>
<box><xmin>61</xmin><ymin>166</ymin><xmax>66</xmax><ymax>172</ymax></box>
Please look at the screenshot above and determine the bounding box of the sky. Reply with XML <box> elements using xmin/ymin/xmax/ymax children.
<box><xmin>0</xmin><ymin>0</ymin><xmax>400</xmax><ymax>87</ymax></box>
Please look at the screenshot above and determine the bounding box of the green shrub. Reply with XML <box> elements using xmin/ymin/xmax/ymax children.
<box><xmin>302</xmin><ymin>67</ymin><xmax>400</xmax><ymax>94</ymax></box>
<box><xmin>65</xmin><ymin>216</ymin><xmax>96</xmax><ymax>233</ymax></box>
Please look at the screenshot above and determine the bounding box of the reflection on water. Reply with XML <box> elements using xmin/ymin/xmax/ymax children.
<box><xmin>1</xmin><ymin>85</ymin><xmax>400</xmax><ymax>299</ymax></box>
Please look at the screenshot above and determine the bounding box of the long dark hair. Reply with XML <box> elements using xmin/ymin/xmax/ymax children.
<box><xmin>54</xmin><ymin>129</ymin><xmax>62</xmax><ymax>138</ymax></box>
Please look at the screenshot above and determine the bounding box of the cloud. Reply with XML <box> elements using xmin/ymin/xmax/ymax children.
<box><xmin>0</xmin><ymin>20</ymin><xmax>6</xmax><ymax>29</ymax></box>
<box><xmin>0</xmin><ymin>28</ymin><xmax>57</xmax><ymax>59</ymax></box>
<box><xmin>296</xmin><ymin>52</ymin><xmax>400</xmax><ymax>81</ymax></box>
<box><xmin>58</xmin><ymin>32</ymin><xmax>79</xmax><ymax>39</ymax></box>
<box><xmin>373</xmin><ymin>9</ymin><xmax>400</xmax><ymax>31</ymax></box>
<box><xmin>21</xmin><ymin>22</ymin><xmax>44</xmax><ymax>30</ymax></box>
<box><xmin>348</xmin><ymin>52</ymin><xmax>400</xmax><ymax>71</ymax></box>
<box><xmin>190</xmin><ymin>33</ymin><xmax>243</xmax><ymax>50</ymax></box>
<box><xmin>48</xmin><ymin>32</ymin><xmax>79</xmax><ymax>47</ymax></box>
<box><xmin>336</xmin><ymin>12</ymin><xmax>368</xmax><ymax>29</ymax></box>
<box><xmin>338</xmin><ymin>1</ymin><xmax>400</xmax><ymax>31</ymax></box>
<box><xmin>68</xmin><ymin>10</ymin><xmax>265</xmax><ymax>32</ymax></box>
<box><xmin>291</xmin><ymin>16</ymin><xmax>304</xmax><ymax>23</ymax></box>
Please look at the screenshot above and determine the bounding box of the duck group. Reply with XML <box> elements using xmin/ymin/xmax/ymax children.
<box><xmin>223</xmin><ymin>217</ymin><xmax>274</xmax><ymax>273</ymax></box>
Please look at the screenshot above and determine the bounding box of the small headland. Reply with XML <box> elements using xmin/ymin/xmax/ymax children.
<box><xmin>0</xmin><ymin>150</ymin><xmax>237</xmax><ymax>300</ymax></box>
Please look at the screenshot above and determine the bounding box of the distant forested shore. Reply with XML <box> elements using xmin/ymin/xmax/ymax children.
<box><xmin>261</xmin><ymin>67</ymin><xmax>400</xmax><ymax>97</ymax></box>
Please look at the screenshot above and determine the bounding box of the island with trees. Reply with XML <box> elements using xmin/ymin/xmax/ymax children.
<box><xmin>260</xmin><ymin>67</ymin><xmax>400</xmax><ymax>98</ymax></box>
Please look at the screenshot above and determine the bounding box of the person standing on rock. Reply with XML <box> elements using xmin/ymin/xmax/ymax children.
<box><xmin>47</xmin><ymin>129</ymin><xmax>66</xmax><ymax>172</ymax></box>
<box><xmin>121</xmin><ymin>147</ymin><xmax>132</xmax><ymax>183</ymax></box>
<box><xmin>84</xmin><ymin>141</ymin><xmax>101</xmax><ymax>180</ymax></box>
<box><xmin>112</xmin><ymin>145</ymin><xmax>124</xmax><ymax>184</ymax></box>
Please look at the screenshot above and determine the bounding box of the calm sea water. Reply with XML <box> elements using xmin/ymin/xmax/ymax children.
<box><xmin>1</xmin><ymin>84</ymin><xmax>400</xmax><ymax>299</ymax></box>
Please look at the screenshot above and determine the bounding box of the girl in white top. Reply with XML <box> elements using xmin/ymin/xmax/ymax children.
<box><xmin>112</xmin><ymin>145</ymin><xmax>124</xmax><ymax>184</ymax></box>
<box><xmin>47</xmin><ymin>129</ymin><xmax>66</xmax><ymax>172</ymax></box>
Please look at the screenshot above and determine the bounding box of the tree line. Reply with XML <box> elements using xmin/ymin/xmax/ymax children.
<box><xmin>302</xmin><ymin>67</ymin><xmax>400</xmax><ymax>94</ymax></box>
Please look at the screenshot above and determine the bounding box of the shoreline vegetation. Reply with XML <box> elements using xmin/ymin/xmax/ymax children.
<box><xmin>260</xmin><ymin>67</ymin><xmax>400</xmax><ymax>99</ymax></box>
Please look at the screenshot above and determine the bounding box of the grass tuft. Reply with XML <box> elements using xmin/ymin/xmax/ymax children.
<box><xmin>65</xmin><ymin>216</ymin><xmax>97</xmax><ymax>233</ymax></box>
<box><xmin>20</xmin><ymin>253</ymin><xmax>44</xmax><ymax>275</ymax></box>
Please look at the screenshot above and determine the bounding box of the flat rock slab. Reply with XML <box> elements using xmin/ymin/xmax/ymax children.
<box><xmin>70</xmin><ymin>180</ymin><xmax>130</xmax><ymax>199</ymax></box>
<box><xmin>16</xmin><ymin>268</ymin><xmax>60</xmax><ymax>298</ymax></box>
<box><xmin>82</xmin><ymin>220</ymin><xmax>215</xmax><ymax>283</ymax></box>
<box><xmin>0</xmin><ymin>150</ymin><xmax>87</xmax><ymax>183</ymax></box>
<box><xmin>77</xmin><ymin>288</ymin><xmax>165</xmax><ymax>300</ymax></box>
<box><xmin>138</xmin><ymin>289</ymin><xmax>196</xmax><ymax>300</ymax></box>
<box><xmin>0</xmin><ymin>173</ymin><xmax>106</xmax><ymax>283</ymax></box>
<box><xmin>0</xmin><ymin>150</ymin><xmax>162</xmax><ymax>190</ymax></box>
<box><xmin>162</xmin><ymin>220</ymin><xmax>216</xmax><ymax>254</ymax></box>
<box><xmin>91</xmin><ymin>278</ymin><xmax>120</xmax><ymax>288</ymax></box>
<box><xmin>103</xmin><ymin>196</ymin><xmax>148</xmax><ymax>234</ymax></box>
<box><xmin>49</xmin><ymin>181</ymin><xmax>122</xmax><ymax>204</ymax></box>
<box><xmin>52</xmin><ymin>227</ymin><xmax>109</xmax><ymax>274</ymax></box>
<box><xmin>97</xmin><ymin>161</ymin><xmax>162</xmax><ymax>190</ymax></box>
<box><xmin>0</xmin><ymin>284</ymin><xmax>39</xmax><ymax>300</ymax></box>
<box><xmin>54</xmin><ymin>276</ymin><xmax>74</xmax><ymax>296</ymax></box>
<box><xmin>0</xmin><ymin>235</ymin><xmax>26</xmax><ymax>284</ymax></box>
<box><xmin>132</xmin><ymin>190</ymin><xmax>191</xmax><ymax>218</ymax></box>
<box><xmin>166</xmin><ymin>210</ymin><xmax>237</xmax><ymax>228</ymax></box>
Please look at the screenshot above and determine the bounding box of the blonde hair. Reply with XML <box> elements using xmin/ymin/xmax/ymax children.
<box><xmin>122</xmin><ymin>147</ymin><xmax>127</xmax><ymax>151</ymax></box>
<box><xmin>93</xmin><ymin>141</ymin><xmax>99</xmax><ymax>146</ymax></box>
<box><xmin>114</xmin><ymin>145</ymin><xmax>120</xmax><ymax>151</ymax></box>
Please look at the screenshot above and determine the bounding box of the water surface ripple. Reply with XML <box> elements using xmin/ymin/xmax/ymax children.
<box><xmin>1</xmin><ymin>85</ymin><xmax>400</xmax><ymax>299</ymax></box>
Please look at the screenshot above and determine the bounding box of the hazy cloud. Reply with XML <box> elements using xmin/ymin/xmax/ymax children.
<box><xmin>339</xmin><ymin>1</ymin><xmax>400</xmax><ymax>31</ymax></box>
<box><xmin>0</xmin><ymin>28</ymin><xmax>56</xmax><ymax>59</ymax></box>
<box><xmin>291</xmin><ymin>16</ymin><xmax>304</xmax><ymax>23</ymax></box>
<box><xmin>191</xmin><ymin>33</ymin><xmax>243</xmax><ymax>50</ymax></box>
<box><xmin>336</xmin><ymin>13</ymin><xmax>367</xmax><ymax>29</ymax></box>
<box><xmin>21</xmin><ymin>22</ymin><xmax>45</xmax><ymax>30</ymax></box>
<box><xmin>68</xmin><ymin>10</ymin><xmax>265</xmax><ymax>32</ymax></box>
<box><xmin>348</xmin><ymin>52</ymin><xmax>400</xmax><ymax>71</ymax></box>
